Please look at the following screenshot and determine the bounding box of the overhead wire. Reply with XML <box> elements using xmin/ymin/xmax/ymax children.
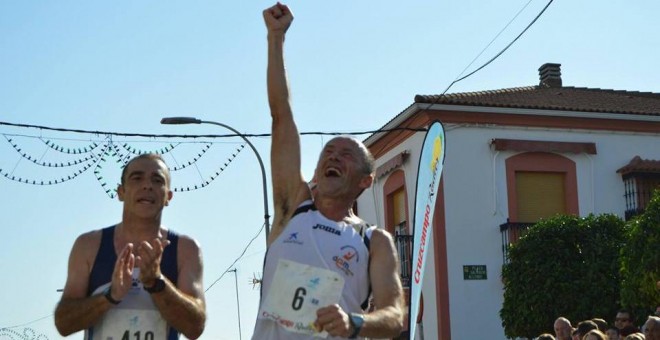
<box><xmin>205</xmin><ymin>221</ymin><xmax>266</xmax><ymax>293</ymax></box>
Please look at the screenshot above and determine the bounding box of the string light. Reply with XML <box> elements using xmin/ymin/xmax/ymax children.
<box><xmin>2</xmin><ymin>133</ymin><xmax>246</xmax><ymax>198</ymax></box>
<box><xmin>172</xmin><ymin>145</ymin><xmax>244</xmax><ymax>193</ymax></box>
<box><xmin>0</xmin><ymin>326</ymin><xmax>50</xmax><ymax>339</ymax></box>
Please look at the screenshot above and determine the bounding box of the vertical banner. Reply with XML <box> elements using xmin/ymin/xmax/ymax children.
<box><xmin>409</xmin><ymin>121</ymin><xmax>446</xmax><ymax>339</ymax></box>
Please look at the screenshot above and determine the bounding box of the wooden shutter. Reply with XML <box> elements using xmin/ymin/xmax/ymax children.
<box><xmin>515</xmin><ymin>171</ymin><xmax>566</xmax><ymax>222</ymax></box>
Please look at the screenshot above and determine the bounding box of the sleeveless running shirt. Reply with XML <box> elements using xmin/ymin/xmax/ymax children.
<box><xmin>253</xmin><ymin>200</ymin><xmax>375</xmax><ymax>340</ymax></box>
<box><xmin>85</xmin><ymin>225</ymin><xmax>179</xmax><ymax>340</ymax></box>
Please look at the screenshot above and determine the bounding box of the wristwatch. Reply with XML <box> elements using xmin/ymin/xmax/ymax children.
<box><xmin>348</xmin><ymin>313</ymin><xmax>364</xmax><ymax>339</ymax></box>
<box><xmin>103</xmin><ymin>285</ymin><xmax>121</xmax><ymax>305</ymax></box>
<box><xmin>144</xmin><ymin>275</ymin><xmax>166</xmax><ymax>294</ymax></box>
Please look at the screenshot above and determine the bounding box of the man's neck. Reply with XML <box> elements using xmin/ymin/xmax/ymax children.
<box><xmin>313</xmin><ymin>195</ymin><xmax>358</xmax><ymax>223</ymax></box>
<box><xmin>116</xmin><ymin>217</ymin><xmax>163</xmax><ymax>243</ymax></box>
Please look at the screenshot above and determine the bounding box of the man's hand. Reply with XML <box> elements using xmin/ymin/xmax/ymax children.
<box><xmin>110</xmin><ymin>243</ymin><xmax>135</xmax><ymax>301</ymax></box>
<box><xmin>314</xmin><ymin>304</ymin><xmax>353</xmax><ymax>338</ymax></box>
<box><xmin>263</xmin><ymin>2</ymin><xmax>293</xmax><ymax>35</ymax></box>
<box><xmin>136</xmin><ymin>238</ymin><xmax>170</xmax><ymax>287</ymax></box>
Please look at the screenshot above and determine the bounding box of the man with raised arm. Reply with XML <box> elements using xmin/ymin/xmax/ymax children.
<box><xmin>254</xmin><ymin>3</ymin><xmax>404</xmax><ymax>339</ymax></box>
<box><xmin>55</xmin><ymin>153</ymin><xmax>206</xmax><ymax>339</ymax></box>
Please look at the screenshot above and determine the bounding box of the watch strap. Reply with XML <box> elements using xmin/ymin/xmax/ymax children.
<box><xmin>103</xmin><ymin>285</ymin><xmax>121</xmax><ymax>305</ymax></box>
<box><xmin>144</xmin><ymin>275</ymin><xmax>166</xmax><ymax>294</ymax></box>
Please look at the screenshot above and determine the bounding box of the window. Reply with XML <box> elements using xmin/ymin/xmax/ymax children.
<box><xmin>618</xmin><ymin>156</ymin><xmax>660</xmax><ymax>220</ymax></box>
<box><xmin>504</xmin><ymin>152</ymin><xmax>578</xmax><ymax>244</ymax></box>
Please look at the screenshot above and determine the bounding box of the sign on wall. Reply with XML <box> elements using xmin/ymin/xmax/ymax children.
<box><xmin>463</xmin><ymin>265</ymin><xmax>487</xmax><ymax>280</ymax></box>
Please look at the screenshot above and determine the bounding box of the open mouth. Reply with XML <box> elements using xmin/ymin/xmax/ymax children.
<box><xmin>325</xmin><ymin>167</ymin><xmax>342</xmax><ymax>178</ymax></box>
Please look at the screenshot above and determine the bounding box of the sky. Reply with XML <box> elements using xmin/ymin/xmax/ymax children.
<box><xmin>1</xmin><ymin>1</ymin><xmax>659</xmax><ymax>339</ymax></box>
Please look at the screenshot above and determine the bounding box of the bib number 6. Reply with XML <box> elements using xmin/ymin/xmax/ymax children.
<box><xmin>291</xmin><ymin>287</ymin><xmax>306</xmax><ymax>311</ymax></box>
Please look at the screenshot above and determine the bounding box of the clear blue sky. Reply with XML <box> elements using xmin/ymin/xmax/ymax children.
<box><xmin>1</xmin><ymin>1</ymin><xmax>658</xmax><ymax>339</ymax></box>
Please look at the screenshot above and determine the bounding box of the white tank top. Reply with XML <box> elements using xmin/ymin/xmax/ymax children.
<box><xmin>253</xmin><ymin>200</ymin><xmax>375</xmax><ymax>340</ymax></box>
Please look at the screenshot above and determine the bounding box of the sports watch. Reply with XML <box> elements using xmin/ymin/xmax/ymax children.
<box><xmin>144</xmin><ymin>275</ymin><xmax>166</xmax><ymax>294</ymax></box>
<box><xmin>348</xmin><ymin>313</ymin><xmax>364</xmax><ymax>339</ymax></box>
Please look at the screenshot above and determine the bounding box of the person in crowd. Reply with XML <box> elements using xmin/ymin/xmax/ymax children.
<box><xmin>616</xmin><ymin>310</ymin><xmax>636</xmax><ymax>332</ymax></box>
<box><xmin>54</xmin><ymin>153</ymin><xmax>206</xmax><ymax>339</ymax></box>
<box><xmin>644</xmin><ymin>316</ymin><xmax>660</xmax><ymax>340</ymax></box>
<box><xmin>573</xmin><ymin>320</ymin><xmax>599</xmax><ymax>340</ymax></box>
<box><xmin>592</xmin><ymin>318</ymin><xmax>609</xmax><ymax>333</ymax></box>
<box><xmin>584</xmin><ymin>329</ymin><xmax>608</xmax><ymax>340</ymax></box>
<box><xmin>555</xmin><ymin>317</ymin><xmax>573</xmax><ymax>340</ymax></box>
<box><xmin>623</xmin><ymin>332</ymin><xmax>645</xmax><ymax>340</ymax></box>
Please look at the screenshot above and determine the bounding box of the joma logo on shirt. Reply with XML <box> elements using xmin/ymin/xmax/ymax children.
<box><xmin>312</xmin><ymin>224</ymin><xmax>341</xmax><ymax>236</ymax></box>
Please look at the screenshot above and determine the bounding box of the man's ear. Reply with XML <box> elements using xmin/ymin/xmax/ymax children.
<box><xmin>117</xmin><ymin>184</ymin><xmax>125</xmax><ymax>202</ymax></box>
<box><xmin>165</xmin><ymin>190</ymin><xmax>173</xmax><ymax>206</ymax></box>
<box><xmin>359</xmin><ymin>173</ymin><xmax>374</xmax><ymax>190</ymax></box>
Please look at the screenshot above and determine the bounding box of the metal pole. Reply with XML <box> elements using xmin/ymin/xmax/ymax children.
<box><xmin>160</xmin><ymin>117</ymin><xmax>271</xmax><ymax>242</ymax></box>
<box><xmin>229</xmin><ymin>268</ymin><xmax>242</xmax><ymax>340</ymax></box>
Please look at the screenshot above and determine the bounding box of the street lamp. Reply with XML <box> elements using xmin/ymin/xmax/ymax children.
<box><xmin>160</xmin><ymin>117</ymin><xmax>270</xmax><ymax>241</ymax></box>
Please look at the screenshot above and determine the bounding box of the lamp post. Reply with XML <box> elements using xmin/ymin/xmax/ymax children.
<box><xmin>160</xmin><ymin>117</ymin><xmax>270</xmax><ymax>241</ymax></box>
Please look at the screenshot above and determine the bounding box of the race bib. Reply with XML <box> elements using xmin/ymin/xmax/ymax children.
<box><xmin>93</xmin><ymin>308</ymin><xmax>167</xmax><ymax>340</ymax></box>
<box><xmin>259</xmin><ymin>259</ymin><xmax>345</xmax><ymax>337</ymax></box>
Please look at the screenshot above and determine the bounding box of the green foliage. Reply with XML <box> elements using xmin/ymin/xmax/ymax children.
<box><xmin>500</xmin><ymin>214</ymin><xmax>626</xmax><ymax>338</ymax></box>
<box><xmin>620</xmin><ymin>189</ymin><xmax>660</xmax><ymax>324</ymax></box>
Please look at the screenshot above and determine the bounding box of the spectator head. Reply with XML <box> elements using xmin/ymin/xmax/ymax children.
<box><xmin>644</xmin><ymin>316</ymin><xmax>660</xmax><ymax>340</ymax></box>
<box><xmin>584</xmin><ymin>329</ymin><xmax>608</xmax><ymax>340</ymax></box>
<box><xmin>538</xmin><ymin>334</ymin><xmax>556</xmax><ymax>340</ymax></box>
<box><xmin>616</xmin><ymin>310</ymin><xmax>635</xmax><ymax>330</ymax></box>
<box><xmin>573</xmin><ymin>321</ymin><xmax>599</xmax><ymax>340</ymax></box>
<box><xmin>623</xmin><ymin>333</ymin><xmax>645</xmax><ymax>340</ymax></box>
<box><xmin>592</xmin><ymin>318</ymin><xmax>609</xmax><ymax>332</ymax></box>
<box><xmin>555</xmin><ymin>317</ymin><xmax>573</xmax><ymax>340</ymax></box>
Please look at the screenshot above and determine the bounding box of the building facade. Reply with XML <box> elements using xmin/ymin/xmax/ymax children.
<box><xmin>356</xmin><ymin>64</ymin><xmax>660</xmax><ymax>339</ymax></box>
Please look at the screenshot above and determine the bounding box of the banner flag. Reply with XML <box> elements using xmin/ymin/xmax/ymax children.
<box><xmin>409</xmin><ymin>121</ymin><xmax>446</xmax><ymax>339</ymax></box>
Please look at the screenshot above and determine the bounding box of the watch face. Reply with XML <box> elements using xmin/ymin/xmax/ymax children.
<box><xmin>352</xmin><ymin>314</ymin><xmax>364</xmax><ymax>327</ymax></box>
<box><xmin>349</xmin><ymin>313</ymin><xmax>364</xmax><ymax>338</ymax></box>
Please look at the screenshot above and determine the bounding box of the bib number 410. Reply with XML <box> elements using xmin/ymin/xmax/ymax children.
<box><xmin>121</xmin><ymin>330</ymin><xmax>154</xmax><ymax>340</ymax></box>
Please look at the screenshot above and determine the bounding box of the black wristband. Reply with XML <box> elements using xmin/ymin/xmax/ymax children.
<box><xmin>103</xmin><ymin>285</ymin><xmax>121</xmax><ymax>305</ymax></box>
<box><xmin>144</xmin><ymin>275</ymin><xmax>166</xmax><ymax>294</ymax></box>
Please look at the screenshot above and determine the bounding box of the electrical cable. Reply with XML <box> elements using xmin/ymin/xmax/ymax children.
<box><xmin>205</xmin><ymin>222</ymin><xmax>265</xmax><ymax>293</ymax></box>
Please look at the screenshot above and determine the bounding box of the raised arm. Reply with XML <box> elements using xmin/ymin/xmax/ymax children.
<box><xmin>263</xmin><ymin>3</ymin><xmax>309</xmax><ymax>244</ymax></box>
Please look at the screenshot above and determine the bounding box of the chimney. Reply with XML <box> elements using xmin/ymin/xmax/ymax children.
<box><xmin>538</xmin><ymin>63</ymin><xmax>562</xmax><ymax>88</ymax></box>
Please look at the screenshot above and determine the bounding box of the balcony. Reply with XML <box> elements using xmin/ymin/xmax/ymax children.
<box><xmin>499</xmin><ymin>220</ymin><xmax>534</xmax><ymax>263</ymax></box>
<box><xmin>394</xmin><ymin>233</ymin><xmax>413</xmax><ymax>288</ymax></box>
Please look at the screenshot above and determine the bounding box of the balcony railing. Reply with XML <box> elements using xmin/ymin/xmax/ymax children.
<box><xmin>394</xmin><ymin>233</ymin><xmax>413</xmax><ymax>288</ymax></box>
<box><xmin>499</xmin><ymin>220</ymin><xmax>534</xmax><ymax>263</ymax></box>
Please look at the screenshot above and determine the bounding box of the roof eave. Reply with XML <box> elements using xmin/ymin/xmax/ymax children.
<box><xmin>364</xmin><ymin>102</ymin><xmax>660</xmax><ymax>147</ymax></box>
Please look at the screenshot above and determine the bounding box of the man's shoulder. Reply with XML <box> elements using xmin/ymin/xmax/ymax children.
<box><xmin>367</xmin><ymin>227</ymin><xmax>396</xmax><ymax>252</ymax></box>
<box><xmin>74</xmin><ymin>228</ymin><xmax>105</xmax><ymax>246</ymax></box>
<box><xmin>175</xmin><ymin>233</ymin><xmax>202</xmax><ymax>254</ymax></box>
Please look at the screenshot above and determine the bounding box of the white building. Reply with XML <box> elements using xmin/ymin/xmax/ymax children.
<box><xmin>356</xmin><ymin>63</ymin><xmax>660</xmax><ymax>339</ymax></box>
